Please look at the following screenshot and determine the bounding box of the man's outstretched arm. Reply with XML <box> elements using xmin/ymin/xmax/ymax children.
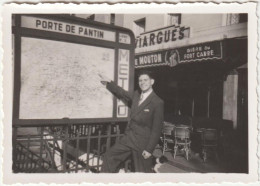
<box><xmin>99</xmin><ymin>73</ymin><xmax>132</xmax><ymax>107</ymax></box>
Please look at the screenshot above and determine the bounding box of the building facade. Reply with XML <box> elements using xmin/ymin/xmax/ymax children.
<box><xmin>79</xmin><ymin>13</ymin><xmax>247</xmax><ymax>132</ymax></box>
<box><xmin>119</xmin><ymin>14</ymin><xmax>248</xmax><ymax>172</ymax></box>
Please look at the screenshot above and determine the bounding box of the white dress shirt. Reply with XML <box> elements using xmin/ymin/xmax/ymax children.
<box><xmin>139</xmin><ymin>89</ymin><xmax>153</xmax><ymax>105</ymax></box>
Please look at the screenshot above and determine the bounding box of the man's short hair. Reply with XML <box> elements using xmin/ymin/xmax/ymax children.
<box><xmin>137</xmin><ymin>70</ymin><xmax>154</xmax><ymax>79</ymax></box>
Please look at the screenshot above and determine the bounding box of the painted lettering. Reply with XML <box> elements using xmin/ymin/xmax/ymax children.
<box><xmin>117</xmin><ymin>49</ymin><xmax>129</xmax><ymax>118</ymax></box>
<box><xmin>119</xmin><ymin>64</ymin><xmax>128</xmax><ymax>75</ymax></box>
<box><xmin>36</xmin><ymin>20</ymin><xmax>41</xmax><ymax>27</ymax></box>
<box><xmin>138</xmin><ymin>54</ymin><xmax>162</xmax><ymax>65</ymax></box>
<box><xmin>157</xmin><ymin>31</ymin><xmax>163</xmax><ymax>44</ymax></box>
<box><xmin>35</xmin><ymin>19</ymin><xmax>63</xmax><ymax>31</ymax></box>
<box><xmin>119</xmin><ymin>49</ymin><xmax>129</xmax><ymax>62</ymax></box>
<box><xmin>164</xmin><ymin>30</ymin><xmax>170</xmax><ymax>42</ymax></box>
<box><xmin>179</xmin><ymin>27</ymin><xmax>185</xmax><ymax>40</ymax></box>
<box><xmin>78</xmin><ymin>27</ymin><xmax>83</xmax><ymax>34</ymax></box>
<box><xmin>150</xmin><ymin>33</ymin><xmax>155</xmax><ymax>45</ymax></box>
<box><xmin>143</xmin><ymin>36</ymin><xmax>148</xmax><ymax>47</ymax></box>
<box><xmin>171</xmin><ymin>29</ymin><xmax>177</xmax><ymax>41</ymax></box>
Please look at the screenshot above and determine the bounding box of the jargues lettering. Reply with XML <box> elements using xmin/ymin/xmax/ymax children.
<box><xmin>135</xmin><ymin>27</ymin><xmax>187</xmax><ymax>48</ymax></box>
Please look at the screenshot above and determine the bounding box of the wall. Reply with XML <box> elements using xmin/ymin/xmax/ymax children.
<box><xmin>121</xmin><ymin>14</ymin><xmax>225</xmax><ymax>37</ymax></box>
<box><xmin>95</xmin><ymin>14</ymin><xmax>111</xmax><ymax>24</ymax></box>
<box><xmin>181</xmin><ymin>14</ymin><xmax>223</xmax><ymax>32</ymax></box>
<box><xmin>114</xmin><ymin>14</ymin><xmax>124</xmax><ymax>27</ymax></box>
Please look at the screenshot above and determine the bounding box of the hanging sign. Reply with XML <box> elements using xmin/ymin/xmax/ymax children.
<box><xmin>135</xmin><ymin>41</ymin><xmax>223</xmax><ymax>68</ymax></box>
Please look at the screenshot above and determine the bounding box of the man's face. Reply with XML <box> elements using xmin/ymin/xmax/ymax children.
<box><xmin>138</xmin><ymin>74</ymin><xmax>154</xmax><ymax>93</ymax></box>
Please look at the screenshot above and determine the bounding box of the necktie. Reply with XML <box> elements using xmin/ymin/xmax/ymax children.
<box><xmin>138</xmin><ymin>93</ymin><xmax>144</xmax><ymax>105</ymax></box>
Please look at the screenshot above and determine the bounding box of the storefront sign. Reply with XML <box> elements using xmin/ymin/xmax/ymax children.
<box><xmin>21</xmin><ymin>16</ymin><xmax>116</xmax><ymax>42</ymax></box>
<box><xmin>135</xmin><ymin>41</ymin><xmax>222</xmax><ymax>68</ymax></box>
<box><xmin>135</xmin><ymin>52</ymin><xmax>164</xmax><ymax>67</ymax></box>
<box><xmin>135</xmin><ymin>25</ymin><xmax>190</xmax><ymax>49</ymax></box>
<box><xmin>179</xmin><ymin>41</ymin><xmax>222</xmax><ymax>63</ymax></box>
<box><xmin>117</xmin><ymin>49</ymin><xmax>130</xmax><ymax>118</ymax></box>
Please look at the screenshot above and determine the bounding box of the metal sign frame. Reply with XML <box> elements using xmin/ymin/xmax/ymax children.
<box><xmin>12</xmin><ymin>14</ymin><xmax>135</xmax><ymax>126</ymax></box>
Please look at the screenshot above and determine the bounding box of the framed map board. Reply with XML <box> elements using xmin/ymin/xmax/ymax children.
<box><xmin>12</xmin><ymin>14</ymin><xmax>135</xmax><ymax>126</ymax></box>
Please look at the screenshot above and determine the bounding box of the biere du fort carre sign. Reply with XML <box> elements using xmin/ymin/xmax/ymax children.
<box><xmin>135</xmin><ymin>41</ymin><xmax>223</xmax><ymax>68</ymax></box>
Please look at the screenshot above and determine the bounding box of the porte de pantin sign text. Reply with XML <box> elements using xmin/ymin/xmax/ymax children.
<box><xmin>36</xmin><ymin>19</ymin><xmax>105</xmax><ymax>38</ymax></box>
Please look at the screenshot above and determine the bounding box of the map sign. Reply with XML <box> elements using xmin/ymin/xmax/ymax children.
<box><xmin>20</xmin><ymin>37</ymin><xmax>115</xmax><ymax>119</ymax></box>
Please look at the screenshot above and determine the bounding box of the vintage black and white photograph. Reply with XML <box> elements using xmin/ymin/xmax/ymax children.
<box><xmin>2</xmin><ymin>2</ymin><xmax>258</xmax><ymax>184</ymax></box>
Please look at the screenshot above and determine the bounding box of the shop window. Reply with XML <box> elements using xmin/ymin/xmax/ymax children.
<box><xmin>167</xmin><ymin>14</ymin><xmax>181</xmax><ymax>26</ymax></box>
<box><xmin>133</xmin><ymin>18</ymin><xmax>146</xmax><ymax>37</ymax></box>
<box><xmin>227</xmin><ymin>13</ymin><xmax>248</xmax><ymax>25</ymax></box>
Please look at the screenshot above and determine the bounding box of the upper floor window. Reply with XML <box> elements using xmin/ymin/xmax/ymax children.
<box><xmin>110</xmin><ymin>14</ymin><xmax>115</xmax><ymax>25</ymax></box>
<box><xmin>87</xmin><ymin>14</ymin><xmax>95</xmax><ymax>21</ymax></box>
<box><xmin>167</xmin><ymin>14</ymin><xmax>181</xmax><ymax>26</ymax></box>
<box><xmin>133</xmin><ymin>18</ymin><xmax>146</xmax><ymax>37</ymax></box>
<box><xmin>227</xmin><ymin>13</ymin><xmax>247</xmax><ymax>25</ymax></box>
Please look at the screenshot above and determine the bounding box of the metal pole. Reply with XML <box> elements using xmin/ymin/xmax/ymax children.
<box><xmin>62</xmin><ymin>125</ymin><xmax>69</xmax><ymax>172</ymax></box>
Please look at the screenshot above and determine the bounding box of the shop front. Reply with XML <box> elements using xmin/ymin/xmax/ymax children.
<box><xmin>134</xmin><ymin>35</ymin><xmax>248</xmax><ymax>172</ymax></box>
<box><xmin>134</xmin><ymin>37</ymin><xmax>247</xmax><ymax>128</ymax></box>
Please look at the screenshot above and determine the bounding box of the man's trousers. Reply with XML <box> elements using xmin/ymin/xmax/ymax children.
<box><xmin>101</xmin><ymin>136</ymin><xmax>153</xmax><ymax>173</ymax></box>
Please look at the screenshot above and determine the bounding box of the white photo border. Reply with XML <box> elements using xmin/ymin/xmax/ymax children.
<box><xmin>1</xmin><ymin>2</ymin><xmax>258</xmax><ymax>184</ymax></box>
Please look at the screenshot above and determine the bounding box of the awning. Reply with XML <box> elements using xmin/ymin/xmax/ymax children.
<box><xmin>135</xmin><ymin>38</ymin><xmax>247</xmax><ymax>71</ymax></box>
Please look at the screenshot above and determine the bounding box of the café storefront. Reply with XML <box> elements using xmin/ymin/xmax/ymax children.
<box><xmin>134</xmin><ymin>35</ymin><xmax>247</xmax><ymax>129</ymax></box>
<box><xmin>134</xmin><ymin>34</ymin><xmax>248</xmax><ymax>171</ymax></box>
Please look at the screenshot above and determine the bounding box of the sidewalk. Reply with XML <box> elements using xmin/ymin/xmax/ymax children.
<box><xmin>153</xmin><ymin>148</ymin><xmax>226</xmax><ymax>173</ymax></box>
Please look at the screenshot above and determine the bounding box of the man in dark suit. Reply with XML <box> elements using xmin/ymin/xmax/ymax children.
<box><xmin>99</xmin><ymin>70</ymin><xmax>164</xmax><ymax>173</ymax></box>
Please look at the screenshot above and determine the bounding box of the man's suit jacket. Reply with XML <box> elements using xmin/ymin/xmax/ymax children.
<box><xmin>106</xmin><ymin>81</ymin><xmax>164</xmax><ymax>153</ymax></box>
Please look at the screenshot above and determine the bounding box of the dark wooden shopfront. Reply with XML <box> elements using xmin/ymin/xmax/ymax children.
<box><xmin>134</xmin><ymin>37</ymin><xmax>247</xmax><ymax>126</ymax></box>
<box><xmin>134</xmin><ymin>37</ymin><xmax>248</xmax><ymax>172</ymax></box>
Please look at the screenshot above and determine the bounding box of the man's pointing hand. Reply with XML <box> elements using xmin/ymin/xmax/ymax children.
<box><xmin>98</xmin><ymin>73</ymin><xmax>111</xmax><ymax>85</ymax></box>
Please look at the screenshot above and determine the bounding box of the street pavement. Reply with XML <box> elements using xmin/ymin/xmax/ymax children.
<box><xmin>153</xmin><ymin>148</ymin><xmax>226</xmax><ymax>173</ymax></box>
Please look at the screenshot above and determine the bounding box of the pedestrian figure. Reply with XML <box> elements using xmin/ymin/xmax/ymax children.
<box><xmin>99</xmin><ymin>70</ymin><xmax>164</xmax><ymax>173</ymax></box>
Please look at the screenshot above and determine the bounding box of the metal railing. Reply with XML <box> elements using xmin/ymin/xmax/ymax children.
<box><xmin>13</xmin><ymin>122</ymin><xmax>127</xmax><ymax>173</ymax></box>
